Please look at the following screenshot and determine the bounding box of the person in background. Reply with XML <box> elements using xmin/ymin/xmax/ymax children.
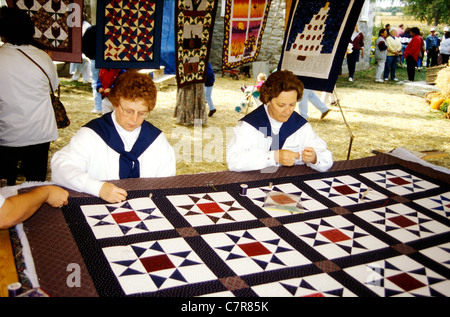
<box><xmin>384</xmin><ymin>28</ymin><xmax>402</xmax><ymax>82</ymax></box>
<box><xmin>346</xmin><ymin>25</ymin><xmax>364</xmax><ymax>82</ymax></box>
<box><xmin>439</xmin><ymin>27</ymin><xmax>450</xmax><ymax>65</ymax></box>
<box><xmin>51</xmin><ymin>71</ymin><xmax>176</xmax><ymax>203</ymax></box>
<box><xmin>397</xmin><ymin>24</ymin><xmax>404</xmax><ymax>38</ymax></box>
<box><xmin>82</xmin><ymin>25</ymin><xmax>103</xmax><ymax>114</ymax></box>
<box><xmin>297</xmin><ymin>89</ymin><xmax>331</xmax><ymax>120</ymax></box>
<box><xmin>97</xmin><ymin>67</ymin><xmax>126</xmax><ymax>114</ymax></box>
<box><xmin>404</xmin><ymin>27</ymin><xmax>422</xmax><ymax>82</ymax></box>
<box><xmin>205</xmin><ymin>62</ymin><xmax>216</xmax><ymax>117</ymax></box>
<box><xmin>227</xmin><ymin>70</ymin><xmax>332</xmax><ymax>173</ymax></box>
<box><xmin>69</xmin><ymin>19</ymin><xmax>91</xmax><ymax>83</ymax></box>
<box><xmin>374</xmin><ymin>28</ymin><xmax>388</xmax><ymax>83</ymax></box>
<box><xmin>399</xmin><ymin>27</ymin><xmax>412</xmax><ymax>67</ymax></box>
<box><xmin>417</xmin><ymin>31</ymin><xmax>426</xmax><ymax>70</ymax></box>
<box><xmin>175</xmin><ymin>83</ymin><xmax>207</xmax><ymax>126</ymax></box>
<box><xmin>0</xmin><ymin>7</ymin><xmax>59</xmax><ymax>185</ymax></box>
<box><xmin>254</xmin><ymin>73</ymin><xmax>266</xmax><ymax>92</ymax></box>
<box><xmin>0</xmin><ymin>186</ymin><xmax>68</xmax><ymax>229</ymax></box>
<box><xmin>426</xmin><ymin>28</ymin><xmax>440</xmax><ymax>67</ymax></box>
<box><xmin>241</xmin><ymin>73</ymin><xmax>266</xmax><ymax>94</ymax></box>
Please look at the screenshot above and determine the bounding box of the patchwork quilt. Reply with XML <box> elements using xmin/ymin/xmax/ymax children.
<box><xmin>62</xmin><ymin>164</ymin><xmax>450</xmax><ymax>297</ymax></box>
<box><xmin>174</xmin><ymin>0</ymin><xmax>218</xmax><ymax>87</ymax></box>
<box><xmin>95</xmin><ymin>0</ymin><xmax>163</xmax><ymax>69</ymax></box>
<box><xmin>279</xmin><ymin>0</ymin><xmax>365</xmax><ymax>92</ymax></box>
<box><xmin>8</xmin><ymin>0</ymin><xmax>83</xmax><ymax>62</ymax></box>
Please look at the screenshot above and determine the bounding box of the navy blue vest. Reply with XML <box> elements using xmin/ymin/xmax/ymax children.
<box><xmin>84</xmin><ymin>112</ymin><xmax>161</xmax><ymax>179</ymax></box>
<box><xmin>240</xmin><ymin>105</ymin><xmax>307</xmax><ymax>150</ymax></box>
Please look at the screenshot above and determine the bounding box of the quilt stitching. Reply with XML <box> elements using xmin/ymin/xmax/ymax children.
<box><xmin>64</xmin><ymin>164</ymin><xmax>450</xmax><ymax>297</ymax></box>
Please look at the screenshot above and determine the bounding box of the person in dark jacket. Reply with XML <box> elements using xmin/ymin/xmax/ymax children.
<box><xmin>204</xmin><ymin>62</ymin><xmax>216</xmax><ymax>117</ymax></box>
<box><xmin>346</xmin><ymin>25</ymin><xmax>364</xmax><ymax>82</ymax></box>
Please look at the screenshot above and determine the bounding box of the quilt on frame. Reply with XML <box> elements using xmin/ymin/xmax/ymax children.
<box><xmin>221</xmin><ymin>0</ymin><xmax>271</xmax><ymax>70</ymax></box>
<box><xmin>7</xmin><ymin>0</ymin><xmax>83</xmax><ymax>63</ymax></box>
<box><xmin>175</xmin><ymin>0</ymin><xmax>218</xmax><ymax>88</ymax></box>
<box><xmin>62</xmin><ymin>164</ymin><xmax>450</xmax><ymax>297</ymax></box>
<box><xmin>95</xmin><ymin>0</ymin><xmax>163</xmax><ymax>69</ymax></box>
<box><xmin>278</xmin><ymin>0</ymin><xmax>364</xmax><ymax>92</ymax></box>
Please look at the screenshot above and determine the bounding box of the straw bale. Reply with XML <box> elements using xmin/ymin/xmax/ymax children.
<box><xmin>435</xmin><ymin>66</ymin><xmax>450</xmax><ymax>99</ymax></box>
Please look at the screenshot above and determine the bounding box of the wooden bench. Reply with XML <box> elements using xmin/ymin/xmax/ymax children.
<box><xmin>153</xmin><ymin>74</ymin><xmax>176</xmax><ymax>90</ymax></box>
<box><xmin>138</xmin><ymin>67</ymin><xmax>176</xmax><ymax>90</ymax></box>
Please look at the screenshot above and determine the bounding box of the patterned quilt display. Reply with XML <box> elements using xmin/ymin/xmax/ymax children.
<box><xmin>221</xmin><ymin>0</ymin><xmax>271</xmax><ymax>70</ymax></box>
<box><xmin>278</xmin><ymin>0</ymin><xmax>364</xmax><ymax>92</ymax></box>
<box><xmin>7</xmin><ymin>0</ymin><xmax>83</xmax><ymax>62</ymax></box>
<box><xmin>175</xmin><ymin>0</ymin><xmax>218</xmax><ymax>87</ymax></box>
<box><xmin>62</xmin><ymin>164</ymin><xmax>450</xmax><ymax>297</ymax></box>
<box><xmin>95</xmin><ymin>0</ymin><xmax>163</xmax><ymax>69</ymax></box>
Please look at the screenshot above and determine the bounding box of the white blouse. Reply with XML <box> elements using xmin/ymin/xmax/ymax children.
<box><xmin>227</xmin><ymin>105</ymin><xmax>333</xmax><ymax>172</ymax></box>
<box><xmin>51</xmin><ymin>112</ymin><xmax>176</xmax><ymax>197</ymax></box>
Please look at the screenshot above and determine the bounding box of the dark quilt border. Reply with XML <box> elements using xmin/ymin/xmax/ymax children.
<box><xmin>61</xmin><ymin>163</ymin><xmax>450</xmax><ymax>297</ymax></box>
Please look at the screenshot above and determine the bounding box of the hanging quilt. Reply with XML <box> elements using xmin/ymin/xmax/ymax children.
<box><xmin>7</xmin><ymin>0</ymin><xmax>83</xmax><ymax>63</ymax></box>
<box><xmin>95</xmin><ymin>0</ymin><xmax>163</xmax><ymax>69</ymax></box>
<box><xmin>222</xmin><ymin>0</ymin><xmax>271</xmax><ymax>70</ymax></box>
<box><xmin>278</xmin><ymin>0</ymin><xmax>364</xmax><ymax>92</ymax></box>
<box><xmin>175</xmin><ymin>0</ymin><xmax>218</xmax><ymax>88</ymax></box>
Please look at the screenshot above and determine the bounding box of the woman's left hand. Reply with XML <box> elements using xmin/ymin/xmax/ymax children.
<box><xmin>302</xmin><ymin>147</ymin><xmax>317</xmax><ymax>165</ymax></box>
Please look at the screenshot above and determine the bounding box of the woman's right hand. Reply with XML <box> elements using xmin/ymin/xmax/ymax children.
<box><xmin>99</xmin><ymin>183</ymin><xmax>128</xmax><ymax>203</ymax></box>
<box><xmin>275</xmin><ymin>149</ymin><xmax>300</xmax><ymax>166</ymax></box>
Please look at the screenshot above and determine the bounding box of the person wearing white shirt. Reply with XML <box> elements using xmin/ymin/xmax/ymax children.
<box><xmin>0</xmin><ymin>7</ymin><xmax>59</xmax><ymax>185</ymax></box>
<box><xmin>51</xmin><ymin>70</ymin><xmax>176</xmax><ymax>203</ymax></box>
<box><xmin>439</xmin><ymin>28</ymin><xmax>450</xmax><ymax>65</ymax></box>
<box><xmin>227</xmin><ymin>70</ymin><xmax>333</xmax><ymax>173</ymax></box>
<box><xmin>384</xmin><ymin>28</ymin><xmax>402</xmax><ymax>81</ymax></box>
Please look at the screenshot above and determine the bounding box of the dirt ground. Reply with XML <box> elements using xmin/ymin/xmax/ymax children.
<box><xmin>50</xmin><ymin>66</ymin><xmax>450</xmax><ymax>180</ymax></box>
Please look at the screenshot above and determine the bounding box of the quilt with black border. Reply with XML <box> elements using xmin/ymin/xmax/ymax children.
<box><xmin>221</xmin><ymin>0</ymin><xmax>271</xmax><ymax>70</ymax></box>
<box><xmin>95</xmin><ymin>0</ymin><xmax>163</xmax><ymax>69</ymax></box>
<box><xmin>62</xmin><ymin>164</ymin><xmax>450</xmax><ymax>297</ymax></box>
<box><xmin>278</xmin><ymin>0</ymin><xmax>364</xmax><ymax>92</ymax></box>
<box><xmin>175</xmin><ymin>0</ymin><xmax>218</xmax><ymax>88</ymax></box>
<box><xmin>8</xmin><ymin>0</ymin><xmax>83</xmax><ymax>62</ymax></box>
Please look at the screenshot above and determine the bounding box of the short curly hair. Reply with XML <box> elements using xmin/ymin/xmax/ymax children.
<box><xmin>109</xmin><ymin>70</ymin><xmax>157</xmax><ymax>111</ymax></box>
<box><xmin>259</xmin><ymin>70</ymin><xmax>304</xmax><ymax>104</ymax></box>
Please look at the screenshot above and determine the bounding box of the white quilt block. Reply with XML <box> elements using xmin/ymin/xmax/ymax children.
<box><xmin>414</xmin><ymin>192</ymin><xmax>450</xmax><ymax>219</ymax></box>
<box><xmin>80</xmin><ymin>197</ymin><xmax>174</xmax><ymax>239</ymax></box>
<box><xmin>102</xmin><ymin>238</ymin><xmax>217</xmax><ymax>295</ymax></box>
<box><xmin>202</xmin><ymin>227</ymin><xmax>311</xmax><ymax>276</ymax></box>
<box><xmin>354</xmin><ymin>204</ymin><xmax>450</xmax><ymax>243</ymax></box>
<box><xmin>167</xmin><ymin>191</ymin><xmax>257</xmax><ymax>226</ymax></box>
<box><xmin>304</xmin><ymin>175</ymin><xmax>387</xmax><ymax>206</ymax></box>
<box><xmin>344</xmin><ymin>255</ymin><xmax>450</xmax><ymax>297</ymax></box>
<box><xmin>246</xmin><ymin>183</ymin><xmax>327</xmax><ymax>217</ymax></box>
<box><xmin>286</xmin><ymin>215</ymin><xmax>388</xmax><ymax>259</ymax></box>
<box><xmin>360</xmin><ymin>169</ymin><xmax>439</xmax><ymax>196</ymax></box>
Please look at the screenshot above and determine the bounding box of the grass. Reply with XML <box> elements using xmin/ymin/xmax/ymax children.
<box><xmin>45</xmin><ymin>63</ymin><xmax>450</xmax><ymax>183</ymax></box>
<box><xmin>336</xmin><ymin>62</ymin><xmax>426</xmax><ymax>89</ymax></box>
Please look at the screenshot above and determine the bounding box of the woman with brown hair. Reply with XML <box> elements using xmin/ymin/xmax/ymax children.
<box><xmin>226</xmin><ymin>70</ymin><xmax>332</xmax><ymax>172</ymax></box>
<box><xmin>51</xmin><ymin>70</ymin><xmax>176</xmax><ymax>203</ymax></box>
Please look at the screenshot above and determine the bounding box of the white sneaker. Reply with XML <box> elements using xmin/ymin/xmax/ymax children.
<box><xmin>384</xmin><ymin>78</ymin><xmax>389</xmax><ymax>81</ymax></box>
<box><xmin>348</xmin><ymin>77</ymin><xmax>353</xmax><ymax>82</ymax></box>
<box><xmin>375</xmin><ymin>79</ymin><xmax>383</xmax><ymax>83</ymax></box>
<box><xmin>393</xmin><ymin>78</ymin><xmax>399</xmax><ymax>81</ymax></box>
